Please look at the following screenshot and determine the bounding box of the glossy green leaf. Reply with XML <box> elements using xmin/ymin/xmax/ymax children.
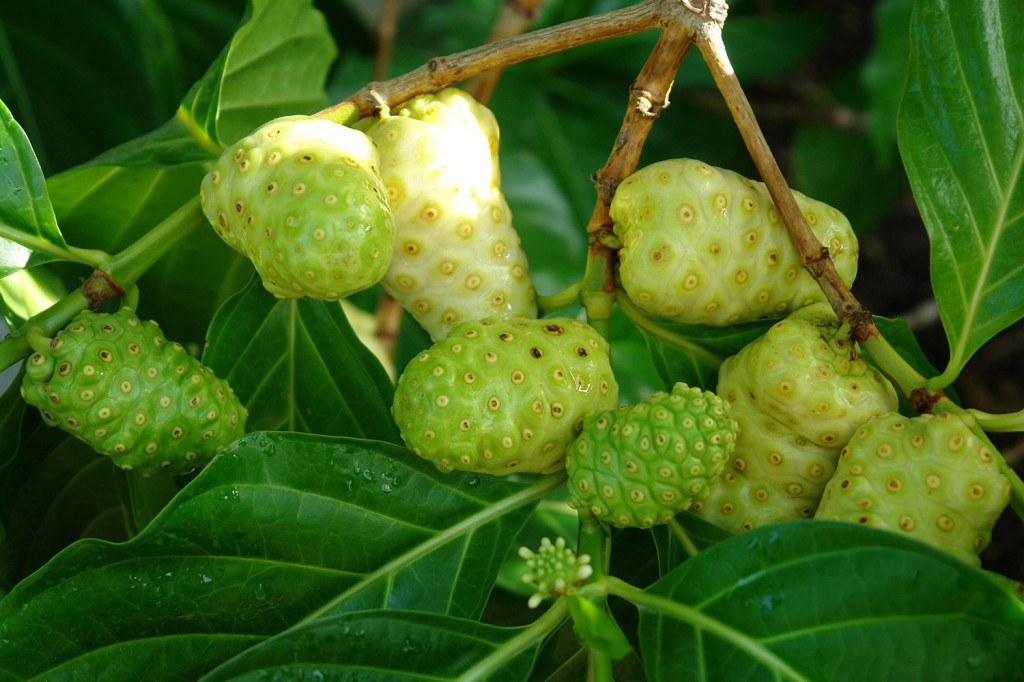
<box><xmin>0</xmin><ymin>412</ymin><xmax>131</xmax><ymax>592</ymax></box>
<box><xmin>0</xmin><ymin>433</ymin><xmax>552</xmax><ymax>679</ymax></box>
<box><xmin>202</xmin><ymin>277</ymin><xmax>400</xmax><ymax>443</ymax></box>
<box><xmin>566</xmin><ymin>596</ymin><xmax>633</xmax><ymax>660</ymax></box>
<box><xmin>179</xmin><ymin>0</ymin><xmax>337</xmax><ymax>148</ymax></box>
<box><xmin>200</xmin><ymin>609</ymin><xmax>540</xmax><ymax>681</ymax></box>
<box><xmin>640</xmin><ymin>317</ymin><xmax>773</xmax><ymax>392</ymax></box>
<box><xmin>0</xmin><ymin>99</ymin><xmax>64</xmax><ymax>277</ymax></box>
<box><xmin>47</xmin><ymin>163</ymin><xmax>251</xmax><ymax>346</ymax></box>
<box><xmin>0</xmin><ymin>367</ymin><xmax>25</xmax><ymax>472</ymax></box>
<box><xmin>638</xmin><ymin>521</ymin><xmax>1024</xmax><ymax>681</ymax></box>
<box><xmin>899</xmin><ymin>0</ymin><xmax>1024</xmax><ymax>386</ymax></box>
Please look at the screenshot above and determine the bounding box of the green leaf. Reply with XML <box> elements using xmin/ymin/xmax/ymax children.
<box><xmin>898</xmin><ymin>0</ymin><xmax>1024</xmax><ymax>386</ymax></box>
<box><xmin>84</xmin><ymin>117</ymin><xmax>218</xmax><ymax>168</ymax></box>
<box><xmin>202</xmin><ymin>277</ymin><xmax>401</xmax><ymax>443</ymax></box>
<box><xmin>636</xmin><ymin>521</ymin><xmax>1024</xmax><ymax>681</ymax></box>
<box><xmin>0</xmin><ymin>433</ymin><xmax>553</xmax><ymax>679</ymax></box>
<box><xmin>179</xmin><ymin>0</ymin><xmax>337</xmax><ymax>148</ymax></box>
<box><xmin>0</xmin><ymin>98</ymin><xmax>65</xmax><ymax>277</ymax></box>
<box><xmin>0</xmin><ymin>412</ymin><xmax>131</xmax><ymax>592</ymax></box>
<box><xmin>200</xmin><ymin>609</ymin><xmax>540</xmax><ymax>681</ymax></box>
<box><xmin>0</xmin><ymin>366</ymin><xmax>25</xmax><ymax>472</ymax></box>
<box><xmin>640</xmin><ymin>317</ymin><xmax>773</xmax><ymax>392</ymax></box>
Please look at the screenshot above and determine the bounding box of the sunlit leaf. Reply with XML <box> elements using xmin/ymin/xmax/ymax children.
<box><xmin>179</xmin><ymin>0</ymin><xmax>337</xmax><ymax>148</ymax></box>
<box><xmin>0</xmin><ymin>98</ymin><xmax>64</xmax><ymax>277</ymax></box>
<box><xmin>638</xmin><ymin>521</ymin><xmax>1024</xmax><ymax>681</ymax></box>
<box><xmin>899</xmin><ymin>0</ymin><xmax>1024</xmax><ymax>385</ymax></box>
<box><xmin>0</xmin><ymin>433</ymin><xmax>551</xmax><ymax>679</ymax></box>
<box><xmin>202</xmin><ymin>277</ymin><xmax>400</xmax><ymax>443</ymax></box>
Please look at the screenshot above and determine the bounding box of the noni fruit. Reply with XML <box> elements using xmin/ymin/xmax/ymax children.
<box><xmin>693</xmin><ymin>303</ymin><xmax>898</xmax><ymax>532</ymax></box>
<box><xmin>363</xmin><ymin>88</ymin><xmax>537</xmax><ymax>341</ymax></box>
<box><xmin>392</xmin><ymin>316</ymin><xmax>618</xmax><ymax>475</ymax></box>
<box><xmin>611</xmin><ymin>158</ymin><xmax>858</xmax><ymax>325</ymax></box>
<box><xmin>200</xmin><ymin>115</ymin><xmax>394</xmax><ymax>301</ymax></box>
<box><xmin>21</xmin><ymin>307</ymin><xmax>247</xmax><ymax>476</ymax></box>
<box><xmin>566</xmin><ymin>383</ymin><xmax>738</xmax><ymax>528</ymax></box>
<box><xmin>815</xmin><ymin>411</ymin><xmax>1011</xmax><ymax>566</ymax></box>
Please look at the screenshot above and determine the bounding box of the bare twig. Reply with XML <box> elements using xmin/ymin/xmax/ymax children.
<box><xmin>318</xmin><ymin>0</ymin><xmax>666</xmax><ymax>121</ymax></box>
<box><xmin>583</xmin><ymin>23</ymin><xmax>695</xmax><ymax>305</ymax></box>
<box><xmin>694</xmin><ymin>22</ymin><xmax>875</xmax><ymax>341</ymax></box>
<box><xmin>465</xmin><ymin>0</ymin><xmax>546</xmax><ymax>105</ymax></box>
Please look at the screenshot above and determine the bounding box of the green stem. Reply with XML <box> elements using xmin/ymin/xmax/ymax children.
<box><xmin>668</xmin><ymin>518</ymin><xmax>700</xmax><ymax>558</ymax></box>
<box><xmin>859</xmin><ymin>331</ymin><xmax>928</xmax><ymax>400</ymax></box>
<box><xmin>615</xmin><ymin>293</ymin><xmax>724</xmax><ymax>367</ymax></box>
<box><xmin>0</xmin><ymin>223</ymin><xmax>111</xmax><ymax>268</ymax></box>
<box><xmin>536</xmin><ymin>281</ymin><xmax>582</xmax><ymax>315</ymax></box>
<box><xmin>588</xmin><ymin>649</ymin><xmax>614</xmax><ymax>682</ymax></box>
<box><xmin>576</xmin><ymin>514</ymin><xmax>615</xmax><ymax>682</ymax></box>
<box><xmin>125</xmin><ymin>470</ymin><xmax>180</xmax><ymax>534</ymax></box>
<box><xmin>967</xmin><ymin>408</ymin><xmax>1024</xmax><ymax>433</ymax></box>
<box><xmin>603</xmin><ymin>576</ymin><xmax>812</xmax><ymax>682</ymax></box>
<box><xmin>0</xmin><ymin>197</ymin><xmax>206</xmax><ymax>372</ymax></box>
<box><xmin>457</xmin><ymin>598</ymin><xmax>569</xmax><ymax>682</ymax></box>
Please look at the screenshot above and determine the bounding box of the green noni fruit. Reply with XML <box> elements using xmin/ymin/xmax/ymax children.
<box><xmin>610</xmin><ymin>158</ymin><xmax>858</xmax><ymax>325</ymax></box>
<box><xmin>200</xmin><ymin>115</ymin><xmax>394</xmax><ymax>301</ymax></box>
<box><xmin>566</xmin><ymin>383</ymin><xmax>738</xmax><ymax>528</ymax></box>
<box><xmin>815</xmin><ymin>411</ymin><xmax>1011</xmax><ymax>566</ymax></box>
<box><xmin>21</xmin><ymin>308</ymin><xmax>247</xmax><ymax>476</ymax></box>
<box><xmin>364</xmin><ymin>88</ymin><xmax>537</xmax><ymax>341</ymax></box>
<box><xmin>693</xmin><ymin>303</ymin><xmax>898</xmax><ymax>532</ymax></box>
<box><xmin>392</xmin><ymin>316</ymin><xmax>618</xmax><ymax>475</ymax></box>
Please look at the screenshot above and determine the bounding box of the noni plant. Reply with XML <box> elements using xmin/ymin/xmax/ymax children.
<box><xmin>1</xmin><ymin>1</ymin><xmax>1023</xmax><ymax>681</ymax></box>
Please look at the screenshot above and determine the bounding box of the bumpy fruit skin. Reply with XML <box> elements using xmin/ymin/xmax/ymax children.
<box><xmin>815</xmin><ymin>411</ymin><xmax>1011</xmax><ymax>566</ymax></box>
<box><xmin>566</xmin><ymin>383</ymin><xmax>738</xmax><ymax>528</ymax></box>
<box><xmin>200</xmin><ymin>115</ymin><xmax>394</xmax><ymax>300</ymax></box>
<box><xmin>693</xmin><ymin>303</ymin><xmax>898</xmax><ymax>532</ymax></box>
<box><xmin>21</xmin><ymin>308</ymin><xmax>247</xmax><ymax>477</ymax></box>
<box><xmin>364</xmin><ymin>88</ymin><xmax>537</xmax><ymax>341</ymax></box>
<box><xmin>392</xmin><ymin>316</ymin><xmax>618</xmax><ymax>475</ymax></box>
<box><xmin>611</xmin><ymin>158</ymin><xmax>858</xmax><ymax>325</ymax></box>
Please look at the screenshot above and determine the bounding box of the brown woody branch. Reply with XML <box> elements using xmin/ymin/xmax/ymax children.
<box><xmin>694</xmin><ymin>21</ymin><xmax>877</xmax><ymax>343</ymax></box>
<box><xmin>318</xmin><ymin>0</ymin><xmax>667</xmax><ymax>120</ymax></box>
<box><xmin>585</xmin><ymin>24</ymin><xmax>696</xmax><ymax>296</ymax></box>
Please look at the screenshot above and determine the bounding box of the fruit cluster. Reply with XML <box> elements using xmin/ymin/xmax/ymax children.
<box><xmin>22</xmin><ymin>88</ymin><xmax>1011</xmax><ymax>567</ymax></box>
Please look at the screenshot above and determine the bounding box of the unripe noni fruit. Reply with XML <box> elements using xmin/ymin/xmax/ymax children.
<box><xmin>364</xmin><ymin>88</ymin><xmax>537</xmax><ymax>341</ymax></box>
<box><xmin>815</xmin><ymin>411</ymin><xmax>1011</xmax><ymax>566</ymax></box>
<box><xmin>21</xmin><ymin>308</ymin><xmax>247</xmax><ymax>476</ymax></box>
<box><xmin>566</xmin><ymin>383</ymin><xmax>738</xmax><ymax>528</ymax></box>
<box><xmin>693</xmin><ymin>303</ymin><xmax>898</xmax><ymax>532</ymax></box>
<box><xmin>200</xmin><ymin>115</ymin><xmax>394</xmax><ymax>300</ymax></box>
<box><xmin>611</xmin><ymin>158</ymin><xmax>858</xmax><ymax>325</ymax></box>
<box><xmin>392</xmin><ymin>316</ymin><xmax>618</xmax><ymax>475</ymax></box>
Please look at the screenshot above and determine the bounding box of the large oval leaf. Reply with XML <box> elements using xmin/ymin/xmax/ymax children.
<box><xmin>899</xmin><ymin>0</ymin><xmax>1024</xmax><ymax>386</ymax></box>
<box><xmin>200</xmin><ymin>609</ymin><xmax>541</xmax><ymax>681</ymax></box>
<box><xmin>637</xmin><ymin>521</ymin><xmax>1024</xmax><ymax>681</ymax></box>
<box><xmin>0</xmin><ymin>433</ymin><xmax>556</xmax><ymax>680</ymax></box>
<box><xmin>202</xmin><ymin>277</ymin><xmax>400</xmax><ymax>443</ymax></box>
<box><xmin>179</xmin><ymin>0</ymin><xmax>337</xmax><ymax>148</ymax></box>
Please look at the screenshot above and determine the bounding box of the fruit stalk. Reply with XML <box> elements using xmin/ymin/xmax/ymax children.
<box><xmin>582</xmin><ymin>23</ymin><xmax>694</xmax><ymax>327</ymax></box>
<box><xmin>0</xmin><ymin>198</ymin><xmax>206</xmax><ymax>373</ymax></box>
